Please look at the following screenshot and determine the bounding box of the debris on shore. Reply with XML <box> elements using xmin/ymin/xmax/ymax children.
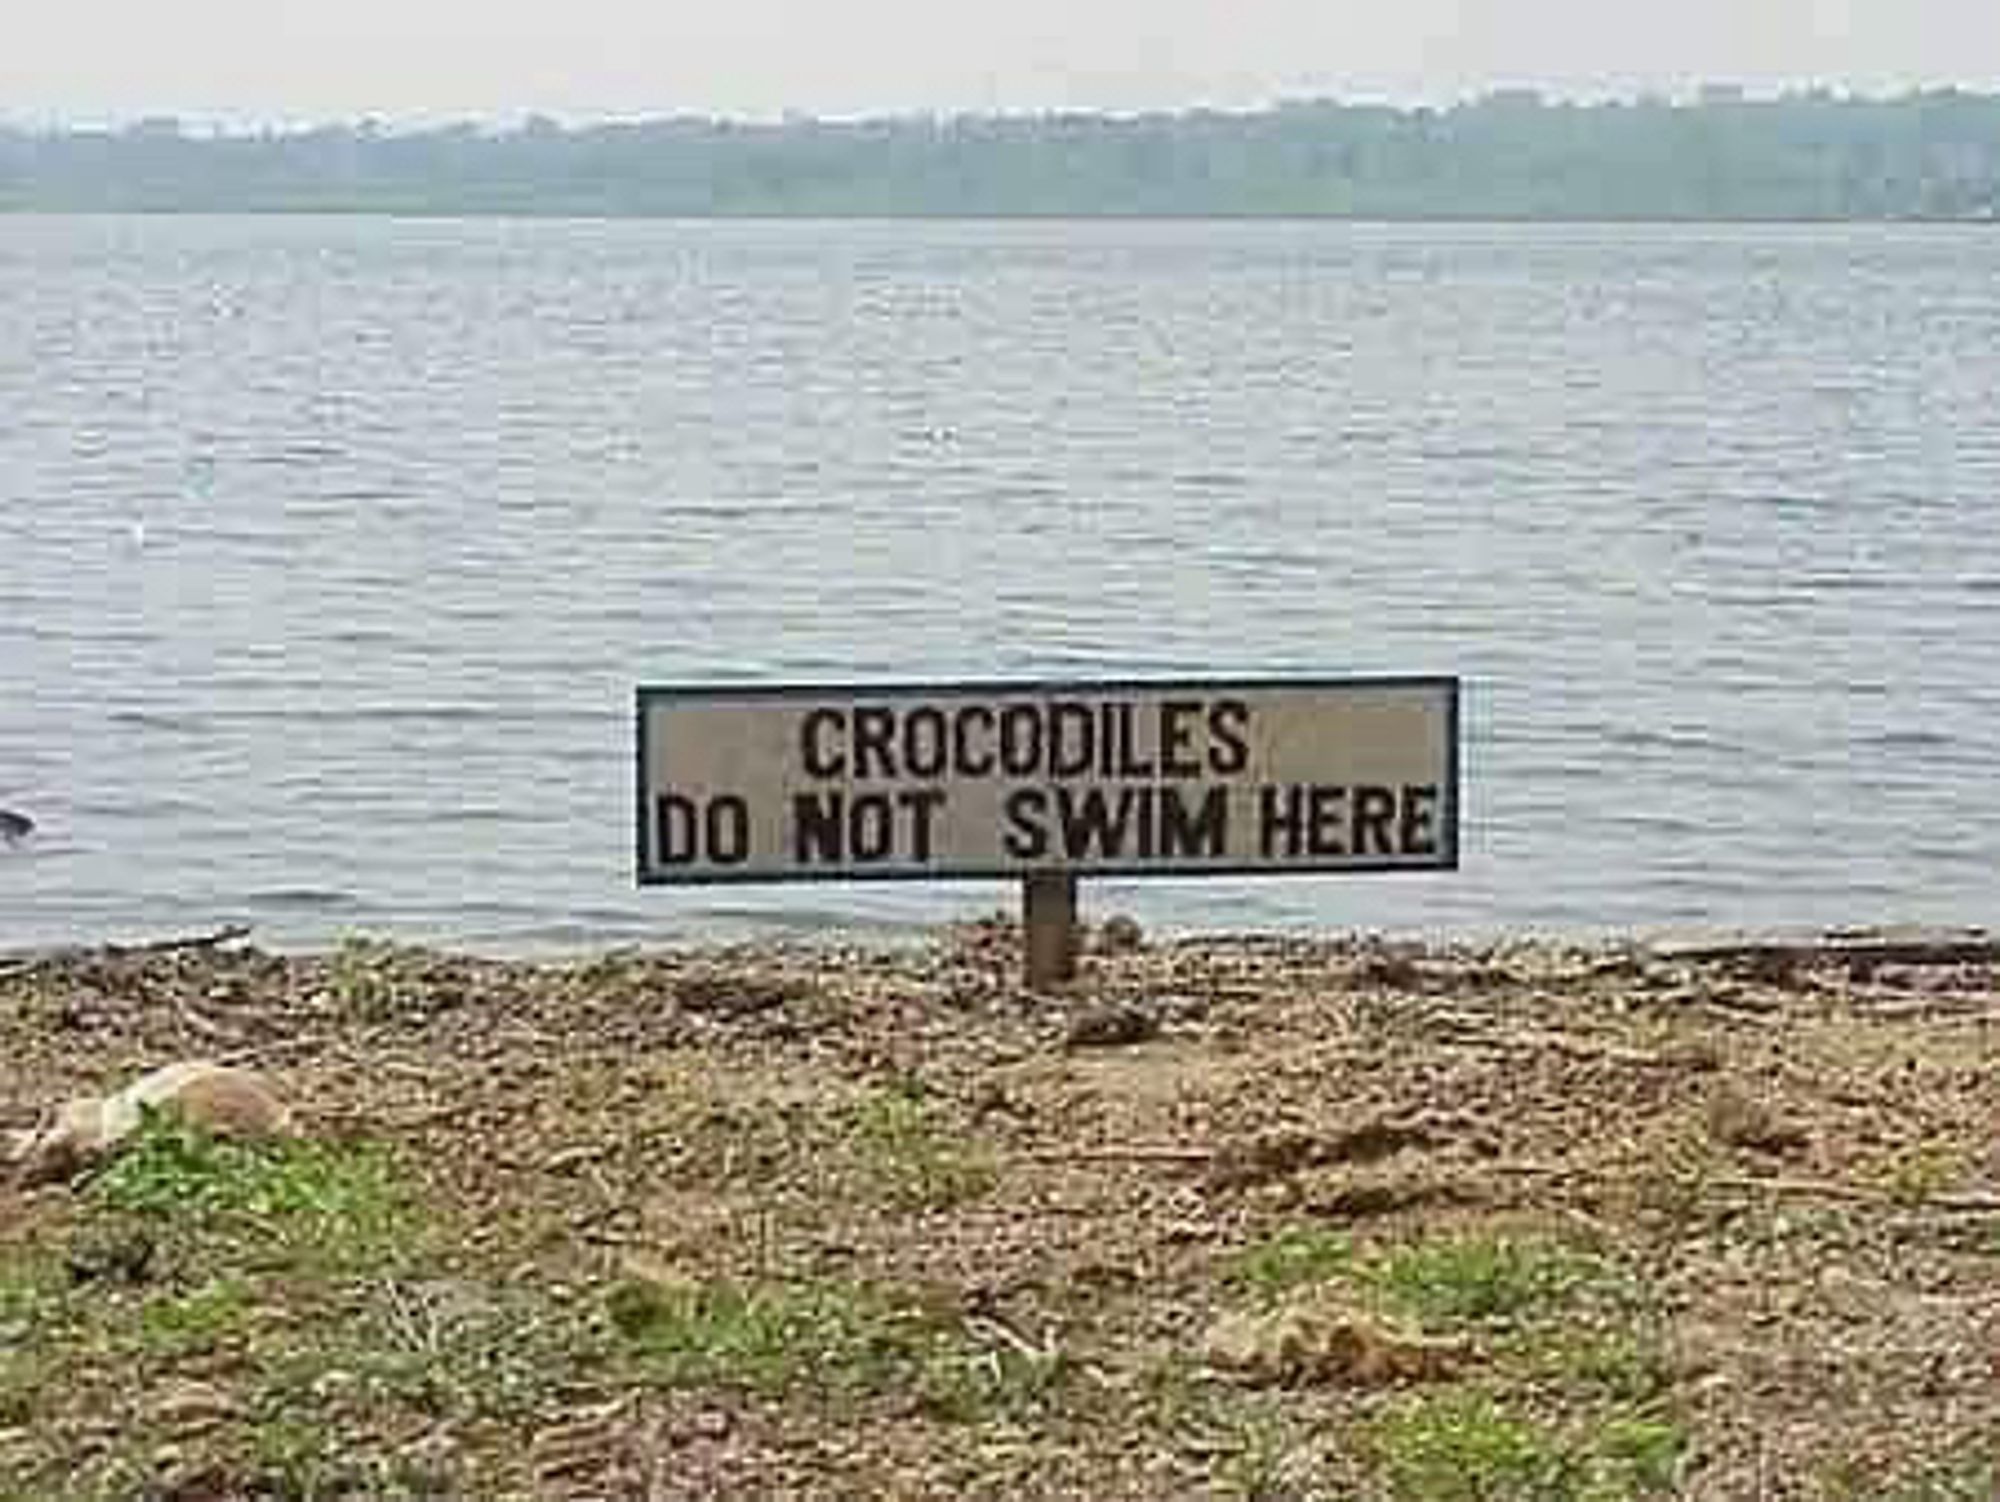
<box><xmin>8</xmin><ymin>1061</ymin><xmax>298</xmax><ymax>1187</ymax></box>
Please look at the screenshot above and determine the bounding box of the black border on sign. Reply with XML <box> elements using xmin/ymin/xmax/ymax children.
<box><xmin>634</xmin><ymin>675</ymin><xmax>1461</xmax><ymax>885</ymax></box>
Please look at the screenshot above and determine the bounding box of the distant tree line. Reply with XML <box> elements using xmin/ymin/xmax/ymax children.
<box><xmin>4</xmin><ymin>91</ymin><xmax>2000</xmax><ymax>219</ymax></box>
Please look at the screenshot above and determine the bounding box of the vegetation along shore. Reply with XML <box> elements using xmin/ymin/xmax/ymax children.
<box><xmin>4</xmin><ymin>920</ymin><xmax>1999</xmax><ymax>1498</ymax></box>
<box><xmin>7</xmin><ymin>91</ymin><xmax>2000</xmax><ymax>219</ymax></box>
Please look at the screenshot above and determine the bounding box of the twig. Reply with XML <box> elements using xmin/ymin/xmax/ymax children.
<box><xmin>1491</xmin><ymin>1028</ymin><xmax>1675</xmax><ymax>1068</ymax></box>
<box><xmin>214</xmin><ymin>1033</ymin><xmax>335</xmax><ymax>1067</ymax></box>
<box><xmin>1428</xmin><ymin>1020</ymin><xmax>1676</xmax><ymax>1068</ymax></box>
<box><xmin>1493</xmin><ymin>1160</ymin><xmax>2000</xmax><ymax>1216</ymax></box>
<box><xmin>1708</xmin><ymin>1174</ymin><xmax>2000</xmax><ymax>1214</ymax></box>
<box><xmin>0</xmin><ymin>926</ymin><xmax>254</xmax><ymax>983</ymax></box>
<box><xmin>384</xmin><ymin>1104</ymin><xmax>462</xmax><ymax>1132</ymax></box>
<box><xmin>1707</xmin><ymin>1173</ymin><xmax>1880</xmax><ymax>1205</ymax></box>
<box><xmin>1695</xmin><ymin>991</ymin><xmax>1786</xmax><ymax>1020</ymax></box>
<box><xmin>1858</xmin><ymin>997</ymin><xmax>2000</xmax><ymax>1022</ymax></box>
<box><xmin>968</xmin><ymin>1312</ymin><xmax>1056</xmax><ymax>1364</ymax></box>
<box><xmin>119</xmin><ymin>924</ymin><xmax>255</xmax><ymax>956</ymax></box>
<box><xmin>170</xmin><ymin>996</ymin><xmax>250</xmax><ymax>1047</ymax></box>
<box><xmin>1020</xmin><ymin>1145</ymin><xmax>1215</xmax><ymax>1166</ymax></box>
<box><xmin>1656</xmin><ymin>933</ymin><xmax>2000</xmax><ymax>970</ymax></box>
<box><xmin>546</xmin><ymin>1142</ymin><xmax>619</xmax><ymax>1173</ymax></box>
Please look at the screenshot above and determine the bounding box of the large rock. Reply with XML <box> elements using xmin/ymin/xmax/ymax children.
<box><xmin>6</xmin><ymin>1060</ymin><xmax>299</xmax><ymax>1186</ymax></box>
<box><xmin>1201</xmin><ymin>1295</ymin><xmax>1464</xmax><ymax>1387</ymax></box>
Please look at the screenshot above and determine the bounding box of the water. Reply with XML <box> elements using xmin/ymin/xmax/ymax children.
<box><xmin>2</xmin><ymin>216</ymin><xmax>1997</xmax><ymax>952</ymax></box>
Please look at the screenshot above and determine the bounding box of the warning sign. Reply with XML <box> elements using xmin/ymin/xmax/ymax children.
<box><xmin>636</xmin><ymin>677</ymin><xmax>1458</xmax><ymax>883</ymax></box>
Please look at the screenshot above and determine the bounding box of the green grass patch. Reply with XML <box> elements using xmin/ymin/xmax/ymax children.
<box><xmin>847</xmin><ymin>1083</ymin><xmax>995</xmax><ymax>1211</ymax></box>
<box><xmin>1216</xmin><ymin>1410</ymin><xmax>1311</xmax><ymax>1501</ymax></box>
<box><xmin>134</xmin><ymin>1276</ymin><xmax>253</xmax><ymax>1358</ymax></box>
<box><xmin>267</xmin><ymin>1279</ymin><xmax>602</xmax><ymax>1424</ymax></box>
<box><xmin>1876</xmin><ymin>1141</ymin><xmax>1968</xmax><ymax>1210</ymax></box>
<box><xmin>608</xmin><ymin>1273</ymin><xmax>942</xmax><ymax>1397</ymax></box>
<box><xmin>1140</xmin><ymin>1356</ymin><xmax>1315</xmax><ymax>1500</ymax></box>
<box><xmin>1217</xmin><ymin>1226</ymin><xmax>1632</xmax><ymax>1337</ymax></box>
<box><xmin>1375</xmin><ymin>1391</ymin><xmax>1567</xmax><ymax>1500</ymax></box>
<box><xmin>0</xmin><ymin>1254</ymin><xmax>69</xmax><ymax>1427</ymax></box>
<box><xmin>244</xmin><ymin>1415</ymin><xmax>348</xmax><ymax>1498</ymax></box>
<box><xmin>1364</xmin><ymin>1233</ymin><xmax>1615</xmax><ymax>1329</ymax></box>
<box><xmin>1825</xmin><ymin>1448</ymin><xmax>2000</xmax><ymax>1502</ymax></box>
<box><xmin>1371</xmin><ymin>1390</ymin><xmax>1684</xmax><ymax>1501</ymax></box>
<box><xmin>1226</xmin><ymin>1227</ymin><xmax>1355</xmax><ymax>1303</ymax></box>
<box><xmin>87</xmin><ymin>1113</ymin><xmax>413</xmax><ymax>1273</ymax></box>
<box><xmin>325</xmin><ymin>933</ymin><xmax>408</xmax><ymax>1019</ymax></box>
<box><xmin>0</xmin><ymin>1255</ymin><xmax>60</xmax><ymax>1332</ymax></box>
<box><xmin>1593</xmin><ymin>1415</ymin><xmax>1687</xmax><ymax>1495</ymax></box>
<box><xmin>1528</xmin><ymin>1328</ymin><xmax>1675</xmax><ymax>1407</ymax></box>
<box><xmin>607</xmin><ymin>1273</ymin><xmax>1059</xmax><ymax>1418</ymax></box>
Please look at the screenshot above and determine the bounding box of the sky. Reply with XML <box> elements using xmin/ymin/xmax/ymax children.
<box><xmin>8</xmin><ymin>0</ymin><xmax>2000</xmax><ymax>126</ymax></box>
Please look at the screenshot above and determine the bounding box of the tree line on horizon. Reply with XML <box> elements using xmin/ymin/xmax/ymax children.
<box><xmin>3</xmin><ymin>90</ymin><xmax>2000</xmax><ymax>219</ymax></box>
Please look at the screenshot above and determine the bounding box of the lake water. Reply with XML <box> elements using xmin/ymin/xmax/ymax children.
<box><xmin>2</xmin><ymin>217</ymin><xmax>1997</xmax><ymax>952</ymax></box>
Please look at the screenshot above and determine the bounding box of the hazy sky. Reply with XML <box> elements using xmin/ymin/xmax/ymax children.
<box><xmin>11</xmin><ymin>0</ymin><xmax>2000</xmax><ymax>124</ymax></box>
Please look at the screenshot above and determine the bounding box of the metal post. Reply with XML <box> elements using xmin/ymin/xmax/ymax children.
<box><xmin>1023</xmin><ymin>871</ymin><xmax>1079</xmax><ymax>990</ymax></box>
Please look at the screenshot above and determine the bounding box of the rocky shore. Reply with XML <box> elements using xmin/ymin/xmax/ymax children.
<box><xmin>4</xmin><ymin>920</ymin><xmax>1999</xmax><ymax>1498</ymax></box>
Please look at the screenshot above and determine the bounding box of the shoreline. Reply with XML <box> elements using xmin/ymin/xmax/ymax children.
<box><xmin>3</xmin><ymin>913</ymin><xmax>1992</xmax><ymax>970</ymax></box>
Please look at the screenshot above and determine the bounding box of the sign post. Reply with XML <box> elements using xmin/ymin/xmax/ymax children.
<box><xmin>637</xmin><ymin>676</ymin><xmax>1459</xmax><ymax>989</ymax></box>
<box><xmin>1023</xmin><ymin>870</ymin><xmax>1079</xmax><ymax>989</ymax></box>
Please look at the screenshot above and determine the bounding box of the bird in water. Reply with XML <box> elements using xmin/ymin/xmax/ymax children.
<box><xmin>0</xmin><ymin>809</ymin><xmax>34</xmax><ymax>846</ymax></box>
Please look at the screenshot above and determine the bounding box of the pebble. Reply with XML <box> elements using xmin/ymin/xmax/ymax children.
<box><xmin>1063</xmin><ymin>1003</ymin><xmax>1160</xmax><ymax>1050</ymax></box>
<box><xmin>1096</xmin><ymin>915</ymin><xmax>1146</xmax><ymax>954</ymax></box>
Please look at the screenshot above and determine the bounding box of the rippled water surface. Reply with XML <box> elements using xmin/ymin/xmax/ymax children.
<box><xmin>3</xmin><ymin>217</ymin><xmax>1997</xmax><ymax>950</ymax></box>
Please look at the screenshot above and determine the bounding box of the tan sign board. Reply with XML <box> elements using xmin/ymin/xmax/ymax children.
<box><xmin>636</xmin><ymin>677</ymin><xmax>1459</xmax><ymax>884</ymax></box>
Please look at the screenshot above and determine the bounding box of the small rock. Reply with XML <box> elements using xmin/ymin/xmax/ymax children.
<box><xmin>967</xmin><ymin>1078</ymin><xmax>1029</xmax><ymax>1120</ymax></box>
<box><xmin>1208</xmin><ymin>1129</ymin><xmax>1321</xmax><ymax>1189</ymax></box>
<box><xmin>9</xmin><ymin>1061</ymin><xmax>300</xmax><ymax>1186</ymax></box>
<box><xmin>65</xmin><ymin>1225</ymin><xmax>157</xmax><ymax>1286</ymax></box>
<box><xmin>1157</xmin><ymin>992</ymin><xmax>1211</xmax><ymax>1024</ymax></box>
<box><xmin>398</xmin><ymin>1428</ymin><xmax>462</xmax><ymax>1472</ymax></box>
<box><xmin>1201</xmin><ymin>1296</ymin><xmax>1463</xmax><ymax>1387</ymax></box>
<box><xmin>1667</xmin><ymin>1040</ymin><xmax>1725</xmax><ymax>1073</ymax></box>
<box><xmin>1730</xmin><ymin>949</ymin><xmax>1803</xmax><ymax>988</ymax></box>
<box><xmin>1096</xmin><ymin>915</ymin><xmax>1146</xmax><ymax>954</ymax></box>
<box><xmin>1356</xmin><ymin>952</ymin><xmax>1425</xmax><ymax>990</ymax></box>
<box><xmin>1307</xmin><ymin>1177</ymin><xmax>1461</xmax><ymax>1220</ymax></box>
<box><xmin>1705</xmin><ymin>1081</ymin><xmax>1809</xmax><ymax>1155</ymax></box>
<box><xmin>674</xmin><ymin>971</ymin><xmax>808</xmax><ymax>1019</ymax></box>
<box><xmin>1063</xmin><ymin>1003</ymin><xmax>1160</xmax><ymax>1050</ymax></box>
<box><xmin>1208</xmin><ymin>1119</ymin><xmax>1437</xmax><ymax>1190</ymax></box>
<box><xmin>309</xmin><ymin>1369</ymin><xmax>358</xmax><ymax>1402</ymax></box>
<box><xmin>151</xmin><ymin>1380</ymin><xmax>240</xmax><ymax>1433</ymax></box>
<box><xmin>693</xmin><ymin>1409</ymin><xmax>733</xmax><ymax>1440</ymax></box>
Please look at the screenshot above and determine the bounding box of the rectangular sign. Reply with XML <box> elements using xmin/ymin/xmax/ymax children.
<box><xmin>636</xmin><ymin>677</ymin><xmax>1459</xmax><ymax>883</ymax></box>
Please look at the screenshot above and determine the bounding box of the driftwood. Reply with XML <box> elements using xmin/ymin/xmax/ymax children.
<box><xmin>120</xmin><ymin>924</ymin><xmax>255</xmax><ymax>956</ymax></box>
<box><xmin>1653</xmin><ymin>930</ymin><xmax>1999</xmax><ymax>971</ymax></box>
<box><xmin>0</xmin><ymin>925</ymin><xmax>255</xmax><ymax>984</ymax></box>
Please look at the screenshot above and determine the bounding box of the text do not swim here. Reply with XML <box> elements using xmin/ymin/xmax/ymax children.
<box><xmin>643</xmin><ymin>689</ymin><xmax>1455</xmax><ymax>877</ymax></box>
<box><xmin>651</xmin><ymin>780</ymin><xmax>1442</xmax><ymax>871</ymax></box>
